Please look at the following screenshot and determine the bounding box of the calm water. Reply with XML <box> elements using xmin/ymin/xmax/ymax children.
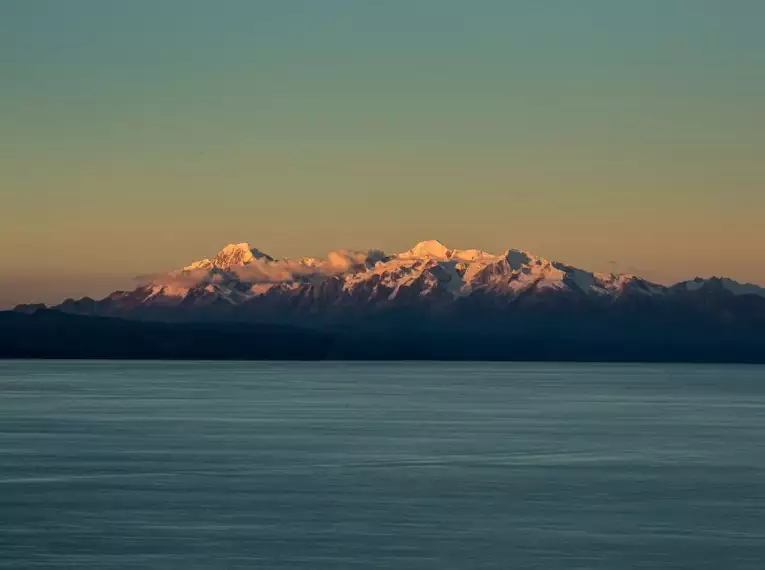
<box><xmin>1</xmin><ymin>361</ymin><xmax>764</xmax><ymax>569</ymax></box>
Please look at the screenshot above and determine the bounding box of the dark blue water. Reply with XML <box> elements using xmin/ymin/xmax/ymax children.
<box><xmin>1</xmin><ymin>361</ymin><xmax>764</xmax><ymax>569</ymax></box>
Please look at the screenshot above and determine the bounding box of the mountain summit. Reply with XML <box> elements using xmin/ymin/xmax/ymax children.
<box><xmin>145</xmin><ymin>239</ymin><xmax>671</xmax><ymax>306</ymax></box>
<box><xmin>184</xmin><ymin>242</ymin><xmax>274</xmax><ymax>270</ymax></box>
<box><xmin>14</xmin><ymin>240</ymin><xmax>764</xmax><ymax>344</ymax></box>
<box><xmin>401</xmin><ymin>240</ymin><xmax>453</xmax><ymax>259</ymax></box>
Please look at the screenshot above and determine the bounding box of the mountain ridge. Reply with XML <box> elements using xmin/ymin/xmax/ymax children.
<box><xmin>8</xmin><ymin>239</ymin><xmax>765</xmax><ymax>362</ymax></box>
<box><xmin>13</xmin><ymin>239</ymin><xmax>765</xmax><ymax>332</ymax></box>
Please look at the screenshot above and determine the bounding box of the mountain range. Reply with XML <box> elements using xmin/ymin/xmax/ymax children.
<box><xmin>8</xmin><ymin>240</ymin><xmax>765</xmax><ymax>361</ymax></box>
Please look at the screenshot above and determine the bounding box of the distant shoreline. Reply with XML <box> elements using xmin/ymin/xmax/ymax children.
<box><xmin>3</xmin><ymin>310</ymin><xmax>764</xmax><ymax>364</ymax></box>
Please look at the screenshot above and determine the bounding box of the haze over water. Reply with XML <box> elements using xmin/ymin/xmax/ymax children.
<box><xmin>2</xmin><ymin>361</ymin><xmax>764</xmax><ymax>569</ymax></box>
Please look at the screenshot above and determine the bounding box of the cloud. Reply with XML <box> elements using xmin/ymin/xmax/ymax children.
<box><xmin>135</xmin><ymin>269</ymin><xmax>211</xmax><ymax>288</ymax></box>
<box><xmin>230</xmin><ymin>260</ymin><xmax>305</xmax><ymax>283</ymax></box>
<box><xmin>137</xmin><ymin>249</ymin><xmax>389</xmax><ymax>290</ymax></box>
<box><xmin>325</xmin><ymin>249</ymin><xmax>386</xmax><ymax>272</ymax></box>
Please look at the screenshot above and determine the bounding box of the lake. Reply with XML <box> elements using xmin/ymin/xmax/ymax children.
<box><xmin>1</xmin><ymin>361</ymin><xmax>764</xmax><ymax>569</ymax></box>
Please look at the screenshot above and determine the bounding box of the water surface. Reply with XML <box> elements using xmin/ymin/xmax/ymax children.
<box><xmin>1</xmin><ymin>361</ymin><xmax>764</xmax><ymax>569</ymax></box>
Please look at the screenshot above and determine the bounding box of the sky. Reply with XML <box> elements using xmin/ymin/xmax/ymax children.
<box><xmin>1</xmin><ymin>0</ymin><xmax>764</xmax><ymax>306</ymax></box>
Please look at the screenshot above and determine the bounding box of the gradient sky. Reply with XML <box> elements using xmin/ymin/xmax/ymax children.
<box><xmin>2</xmin><ymin>0</ymin><xmax>764</xmax><ymax>306</ymax></box>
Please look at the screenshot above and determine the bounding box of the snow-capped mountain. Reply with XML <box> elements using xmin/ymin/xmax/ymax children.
<box><xmin>10</xmin><ymin>239</ymin><xmax>764</xmax><ymax>362</ymax></box>
<box><xmin>19</xmin><ymin>240</ymin><xmax>763</xmax><ymax>327</ymax></box>
<box><xmin>183</xmin><ymin>243</ymin><xmax>274</xmax><ymax>271</ymax></box>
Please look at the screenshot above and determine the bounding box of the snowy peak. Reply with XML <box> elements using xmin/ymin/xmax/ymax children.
<box><xmin>450</xmin><ymin>248</ymin><xmax>495</xmax><ymax>262</ymax></box>
<box><xmin>215</xmin><ymin>243</ymin><xmax>273</xmax><ymax>266</ymax></box>
<box><xmin>184</xmin><ymin>242</ymin><xmax>274</xmax><ymax>270</ymax></box>
<box><xmin>38</xmin><ymin>238</ymin><xmax>765</xmax><ymax>324</ymax></box>
<box><xmin>399</xmin><ymin>240</ymin><xmax>502</xmax><ymax>263</ymax></box>
<box><xmin>400</xmin><ymin>240</ymin><xmax>453</xmax><ymax>260</ymax></box>
<box><xmin>170</xmin><ymin>239</ymin><xmax>670</xmax><ymax>305</ymax></box>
